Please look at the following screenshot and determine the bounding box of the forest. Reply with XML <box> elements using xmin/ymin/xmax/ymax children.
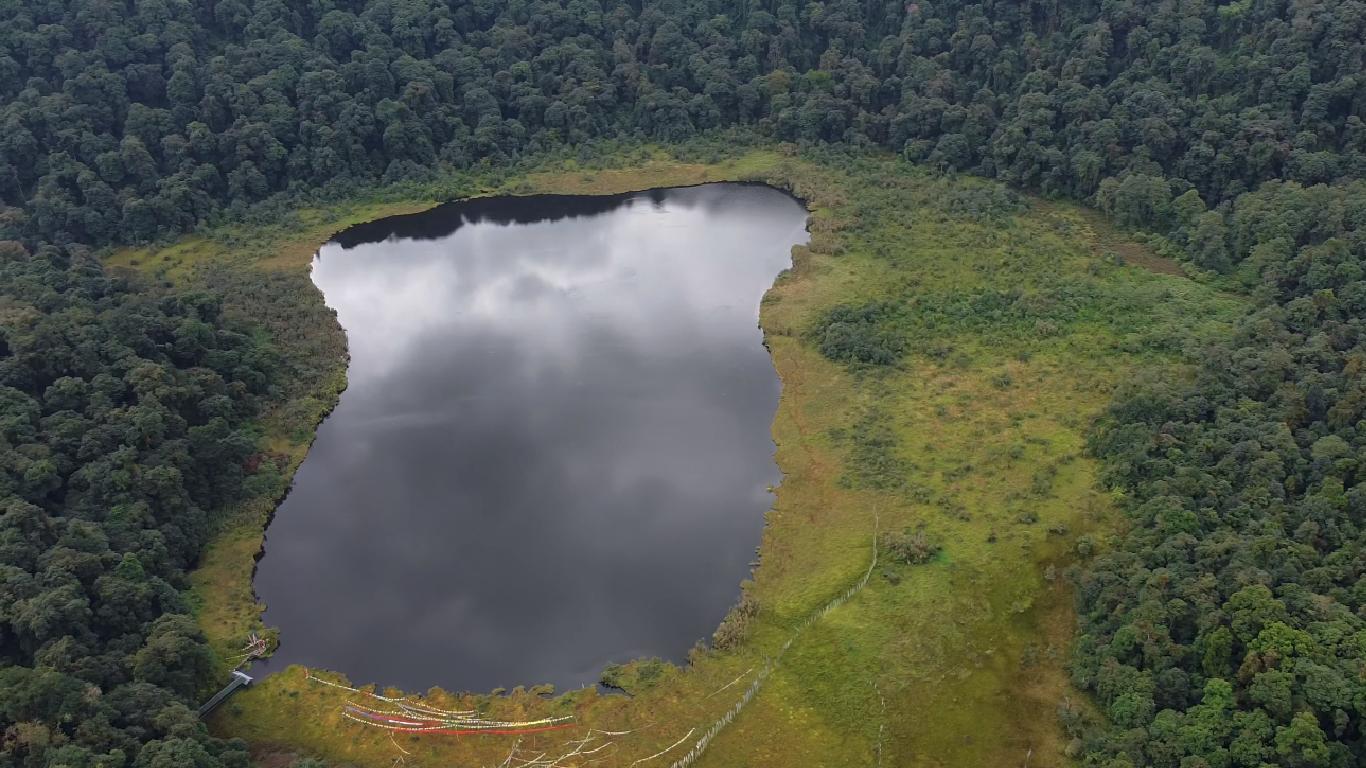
<box><xmin>1</xmin><ymin>0</ymin><xmax>1364</xmax><ymax>765</ymax></box>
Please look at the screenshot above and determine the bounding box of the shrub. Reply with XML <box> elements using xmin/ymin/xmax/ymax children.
<box><xmin>712</xmin><ymin>593</ymin><xmax>759</xmax><ymax>650</ymax></box>
<box><xmin>814</xmin><ymin>301</ymin><xmax>904</xmax><ymax>365</ymax></box>
<box><xmin>881</xmin><ymin>528</ymin><xmax>942</xmax><ymax>564</ymax></box>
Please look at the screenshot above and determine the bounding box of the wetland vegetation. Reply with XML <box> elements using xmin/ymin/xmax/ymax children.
<box><xmin>110</xmin><ymin>148</ymin><xmax>1242</xmax><ymax>768</ymax></box>
<box><xmin>3</xmin><ymin>0</ymin><xmax>1366</xmax><ymax>764</ymax></box>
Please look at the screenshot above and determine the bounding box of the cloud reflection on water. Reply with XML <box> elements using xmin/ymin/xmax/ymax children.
<box><xmin>254</xmin><ymin>184</ymin><xmax>809</xmax><ymax>692</ymax></box>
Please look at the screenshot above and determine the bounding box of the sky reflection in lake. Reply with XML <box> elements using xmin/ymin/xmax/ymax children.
<box><xmin>254</xmin><ymin>183</ymin><xmax>809</xmax><ymax>692</ymax></box>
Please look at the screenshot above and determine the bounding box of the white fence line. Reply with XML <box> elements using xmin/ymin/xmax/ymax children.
<box><xmin>666</xmin><ymin>510</ymin><xmax>880</xmax><ymax>768</ymax></box>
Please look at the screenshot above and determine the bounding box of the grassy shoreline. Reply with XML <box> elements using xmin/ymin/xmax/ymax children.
<box><xmin>113</xmin><ymin>146</ymin><xmax>1242</xmax><ymax>767</ymax></box>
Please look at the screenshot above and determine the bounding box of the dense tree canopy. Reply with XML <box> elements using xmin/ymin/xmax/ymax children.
<box><xmin>1</xmin><ymin>0</ymin><xmax>1365</xmax><ymax>765</ymax></box>
<box><xmin>1073</xmin><ymin>179</ymin><xmax>1366</xmax><ymax>767</ymax></box>
<box><xmin>1</xmin><ymin>0</ymin><xmax>1364</xmax><ymax>247</ymax></box>
<box><xmin>0</xmin><ymin>241</ymin><xmax>274</xmax><ymax>766</ymax></box>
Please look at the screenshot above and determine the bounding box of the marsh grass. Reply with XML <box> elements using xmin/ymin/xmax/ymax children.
<box><xmin>121</xmin><ymin>144</ymin><xmax>1242</xmax><ymax>767</ymax></box>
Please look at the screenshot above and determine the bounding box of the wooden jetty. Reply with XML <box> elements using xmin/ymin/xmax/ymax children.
<box><xmin>198</xmin><ymin>670</ymin><xmax>253</xmax><ymax>718</ymax></box>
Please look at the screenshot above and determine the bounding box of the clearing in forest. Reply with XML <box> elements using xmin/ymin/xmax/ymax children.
<box><xmin>114</xmin><ymin>148</ymin><xmax>1242</xmax><ymax>767</ymax></box>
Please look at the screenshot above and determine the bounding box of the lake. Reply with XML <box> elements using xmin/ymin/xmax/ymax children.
<box><xmin>253</xmin><ymin>183</ymin><xmax>809</xmax><ymax>693</ymax></box>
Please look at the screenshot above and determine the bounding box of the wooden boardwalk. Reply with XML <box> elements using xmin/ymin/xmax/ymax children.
<box><xmin>199</xmin><ymin>670</ymin><xmax>253</xmax><ymax>718</ymax></box>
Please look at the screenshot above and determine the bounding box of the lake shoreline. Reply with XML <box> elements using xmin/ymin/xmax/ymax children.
<box><xmin>253</xmin><ymin>182</ymin><xmax>810</xmax><ymax>693</ymax></box>
<box><xmin>114</xmin><ymin>145</ymin><xmax>1238</xmax><ymax>767</ymax></box>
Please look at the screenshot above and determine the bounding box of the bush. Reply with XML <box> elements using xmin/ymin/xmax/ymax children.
<box><xmin>881</xmin><ymin>528</ymin><xmax>941</xmax><ymax>564</ymax></box>
<box><xmin>712</xmin><ymin>593</ymin><xmax>759</xmax><ymax>650</ymax></box>
<box><xmin>814</xmin><ymin>302</ymin><xmax>904</xmax><ymax>365</ymax></box>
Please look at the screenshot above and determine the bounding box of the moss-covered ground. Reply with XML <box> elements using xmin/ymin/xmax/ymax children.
<box><xmin>111</xmin><ymin>146</ymin><xmax>1242</xmax><ymax>767</ymax></box>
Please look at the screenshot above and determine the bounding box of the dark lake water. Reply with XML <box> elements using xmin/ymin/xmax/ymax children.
<box><xmin>253</xmin><ymin>183</ymin><xmax>809</xmax><ymax>693</ymax></box>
